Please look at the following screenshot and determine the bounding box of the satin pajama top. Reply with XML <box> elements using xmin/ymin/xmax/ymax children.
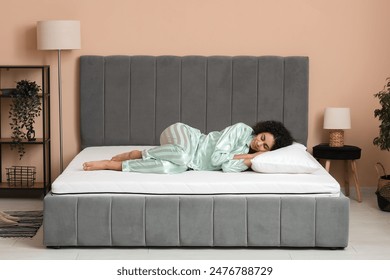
<box><xmin>189</xmin><ymin>122</ymin><xmax>254</xmax><ymax>172</ymax></box>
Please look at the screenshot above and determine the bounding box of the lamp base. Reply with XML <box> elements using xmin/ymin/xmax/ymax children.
<box><xmin>329</xmin><ymin>130</ymin><xmax>344</xmax><ymax>147</ymax></box>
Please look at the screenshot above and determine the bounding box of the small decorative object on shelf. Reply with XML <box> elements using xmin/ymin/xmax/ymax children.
<box><xmin>6</xmin><ymin>166</ymin><xmax>36</xmax><ymax>188</ymax></box>
<box><xmin>9</xmin><ymin>80</ymin><xmax>42</xmax><ymax>159</ymax></box>
<box><xmin>0</xmin><ymin>88</ymin><xmax>16</xmax><ymax>97</ymax></box>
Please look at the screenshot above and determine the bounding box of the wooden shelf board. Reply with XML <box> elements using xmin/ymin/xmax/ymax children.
<box><xmin>0</xmin><ymin>138</ymin><xmax>48</xmax><ymax>144</ymax></box>
<box><xmin>0</xmin><ymin>182</ymin><xmax>44</xmax><ymax>189</ymax></box>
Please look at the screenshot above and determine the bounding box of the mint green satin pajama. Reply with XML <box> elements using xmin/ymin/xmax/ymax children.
<box><xmin>122</xmin><ymin>122</ymin><xmax>254</xmax><ymax>174</ymax></box>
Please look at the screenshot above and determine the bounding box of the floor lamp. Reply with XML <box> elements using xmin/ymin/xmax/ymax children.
<box><xmin>37</xmin><ymin>20</ymin><xmax>81</xmax><ymax>173</ymax></box>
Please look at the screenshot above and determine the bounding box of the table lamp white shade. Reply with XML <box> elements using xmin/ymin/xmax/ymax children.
<box><xmin>323</xmin><ymin>107</ymin><xmax>351</xmax><ymax>129</ymax></box>
<box><xmin>323</xmin><ymin>107</ymin><xmax>351</xmax><ymax>147</ymax></box>
<box><xmin>37</xmin><ymin>20</ymin><xmax>80</xmax><ymax>50</ymax></box>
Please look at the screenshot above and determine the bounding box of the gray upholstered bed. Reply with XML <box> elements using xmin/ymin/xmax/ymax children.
<box><xmin>43</xmin><ymin>55</ymin><xmax>349</xmax><ymax>248</ymax></box>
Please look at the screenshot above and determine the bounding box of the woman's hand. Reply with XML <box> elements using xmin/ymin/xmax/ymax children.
<box><xmin>233</xmin><ymin>151</ymin><xmax>266</xmax><ymax>167</ymax></box>
<box><xmin>233</xmin><ymin>151</ymin><xmax>265</xmax><ymax>160</ymax></box>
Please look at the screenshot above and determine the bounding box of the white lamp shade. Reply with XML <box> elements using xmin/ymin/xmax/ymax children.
<box><xmin>37</xmin><ymin>20</ymin><xmax>81</xmax><ymax>50</ymax></box>
<box><xmin>323</xmin><ymin>107</ymin><xmax>351</xmax><ymax>129</ymax></box>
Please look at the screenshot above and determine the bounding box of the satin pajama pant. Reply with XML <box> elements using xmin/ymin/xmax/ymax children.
<box><xmin>122</xmin><ymin>123</ymin><xmax>200</xmax><ymax>174</ymax></box>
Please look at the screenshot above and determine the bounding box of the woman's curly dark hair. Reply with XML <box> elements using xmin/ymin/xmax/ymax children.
<box><xmin>250</xmin><ymin>120</ymin><xmax>294</xmax><ymax>152</ymax></box>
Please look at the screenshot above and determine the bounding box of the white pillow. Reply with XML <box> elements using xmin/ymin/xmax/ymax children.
<box><xmin>250</xmin><ymin>142</ymin><xmax>319</xmax><ymax>174</ymax></box>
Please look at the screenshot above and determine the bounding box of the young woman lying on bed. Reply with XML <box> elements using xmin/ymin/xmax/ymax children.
<box><xmin>83</xmin><ymin>121</ymin><xmax>293</xmax><ymax>173</ymax></box>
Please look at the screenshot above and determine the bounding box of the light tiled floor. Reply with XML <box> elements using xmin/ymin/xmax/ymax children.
<box><xmin>0</xmin><ymin>187</ymin><xmax>390</xmax><ymax>260</ymax></box>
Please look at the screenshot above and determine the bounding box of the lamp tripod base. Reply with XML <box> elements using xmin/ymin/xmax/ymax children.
<box><xmin>329</xmin><ymin>130</ymin><xmax>344</xmax><ymax>147</ymax></box>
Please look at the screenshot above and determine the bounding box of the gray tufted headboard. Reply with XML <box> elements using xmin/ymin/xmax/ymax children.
<box><xmin>80</xmin><ymin>55</ymin><xmax>308</xmax><ymax>149</ymax></box>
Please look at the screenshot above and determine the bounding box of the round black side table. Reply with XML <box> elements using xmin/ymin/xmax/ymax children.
<box><xmin>313</xmin><ymin>143</ymin><xmax>362</xmax><ymax>202</ymax></box>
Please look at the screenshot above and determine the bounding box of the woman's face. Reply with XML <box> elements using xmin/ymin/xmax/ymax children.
<box><xmin>250</xmin><ymin>132</ymin><xmax>275</xmax><ymax>152</ymax></box>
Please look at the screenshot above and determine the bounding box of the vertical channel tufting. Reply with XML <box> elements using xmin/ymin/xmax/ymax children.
<box><xmin>77</xmin><ymin>197</ymin><xmax>112</xmax><ymax>246</ymax></box>
<box><xmin>245</xmin><ymin>197</ymin><xmax>248</xmax><ymax>246</ymax></box>
<box><xmin>247</xmin><ymin>197</ymin><xmax>281</xmax><ymax>246</ymax></box>
<box><xmin>154</xmin><ymin>57</ymin><xmax>157</xmax><ymax>144</ymax></box>
<box><xmin>283</xmin><ymin>57</ymin><xmax>309</xmax><ymax>145</ymax></box>
<box><xmin>103</xmin><ymin>57</ymin><xmax>106</xmax><ymax>145</ymax></box>
<box><xmin>145</xmin><ymin>196</ymin><xmax>180</xmax><ymax>246</ymax></box>
<box><xmin>212</xmin><ymin>196</ymin><xmax>215</xmax><ymax>246</ymax></box>
<box><xmin>315</xmin><ymin>196</ymin><xmax>349</xmax><ymax>247</ymax></box>
<box><xmin>76</xmin><ymin>197</ymin><xmax>79</xmax><ymax>245</ymax></box>
<box><xmin>257</xmin><ymin>56</ymin><xmax>284</xmax><ymax>123</ymax></box>
<box><xmin>230</xmin><ymin>58</ymin><xmax>233</xmax><ymax>125</ymax></box>
<box><xmin>179</xmin><ymin>196</ymin><xmax>214</xmax><ymax>246</ymax></box>
<box><xmin>104</xmin><ymin>56</ymin><xmax>131</xmax><ymax>145</ymax></box>
<box><xmin>80</xmin><ymin>56</ymin><xmax>105</xmax><ymax>148</ymax></box>
<box><xmin>245</xmin><ymin>197</ymin><xmax>250</xmax><ymax>246</ymax></box>
<box><xmin>129</xmin><ymin>56</ymin><xmax>157</xmax><ymax>145</ymax></box>
<box><xmin>178</xmin><ymin>196</ymin><xmax>181</xmax><ymax>246</ymax></box>
<box><xmin>206</xmin><ymin>56</ymin><xmax>232</xmax><ymax>132</ymax></box>
<box><xmin>179</xmin><ymin>58</ymin><xmax>182</xmax><ymax>122</ymax></box>
<box><xmin>279</xmin><ymin>197</ymin><xmax>282</xmax><ymax>246</ymax></box>
<box><xmin>43</xmin><ymin>196</ymin><xmax>79</xmax><ymax>246</ymax></box>
<box><xmin>109</xmin><ymin>196</ymin><xmax>112</xmax><ymax>246</ymax></box>
<box><xmin>111</xmin><ymin>196</ymin><xmax>146</xmax><ymax>246</ymax></box>
<box><xmin>282</xmin><ymin>58</ymin><xmax>285</xmax><ymax>124</ymax></box>
<box><xmin>176</xmin><ymin>196</ymin><xmax>180</xmax><ymax>246</ymax></box>
<box><xmin>205</xmin><ymin>57</ymin><xmax>208</xmax><ymax>133</ymax></box>
<box><xmin>143</xmin><ymin>196</ymin><xmax>146</xmax><ymax>246</ymax></box>
<box><xmin>246</xmin><ymin>197</ymin><xmax>249</xmax><ymax>246</ymax></box>
<box><xmin>256</xmin><ymin>59</ymin><xmax>259</xmax><ymax>122</ymax></box>
<box><xmin>155</xmin><ymin>56</ymin><xmax>182</xmax><ymax>140</ymax></box>
<box><xmin>127</xmin><ymin>57</ymin><xmax>132</xmax><ymax>143</ymax></box>
<box><xmin>213</xmin><ymin>196</ymin><xmax>247</xmax><ymax>246</ymax></box>
<box><xmin>314</xmin><ymin>198</ymin><xmax>317</xmax><ymax>246</ymax></box>
<box><xmin>181</xmin><ymin>56</ymin><xmax>207</xmax><ymax>131</ymax></box>
<box><xmin>232</xmin><ymin>57</ymin><xmax>258</xmax><ymax>125</ymax></box>
<box><xmin>280</xmin><ymin>197</ymin><xmax>316</xmax><ymax>247</ymax></box>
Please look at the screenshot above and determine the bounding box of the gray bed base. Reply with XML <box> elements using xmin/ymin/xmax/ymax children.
<box><xmin>43</xmin><ymin>55</ymin><xmax>349</xmax><ymax>248</ymax></box>
<box><xmin>44</xmin><ymin>193</ymin><xmax>349</xmax><ymax>247</ymax></box>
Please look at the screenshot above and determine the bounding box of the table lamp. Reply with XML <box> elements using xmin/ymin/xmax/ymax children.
<box><xmin>323</xmin><ymin>107</ymin><xmax>351</xmax><ymax>147</ymax></box>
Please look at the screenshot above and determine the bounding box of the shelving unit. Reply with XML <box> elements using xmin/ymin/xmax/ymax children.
<box><xmin>0</xmin><ymin>65</ymin><xmax>51</xmax><ymax>195</ymax></box>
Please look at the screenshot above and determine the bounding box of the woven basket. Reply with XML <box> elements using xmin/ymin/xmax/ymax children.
<box><xmin>375</xmin><ymin>162</ymin><xmax>390</xmax><ymax>212</ymax></box>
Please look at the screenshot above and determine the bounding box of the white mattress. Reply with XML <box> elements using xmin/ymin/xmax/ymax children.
<box><xmin>51</xmin><ymin>146</ymin><xmax>341</xmax><ymax>197</ymax></box>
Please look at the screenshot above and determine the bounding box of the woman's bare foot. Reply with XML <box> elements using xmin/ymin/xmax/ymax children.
<box><xmin>83</xmin><ymin>160</ymin><xmax>122</xmax><ymax>171</ymax></box>
<box><xmin>0</xmin><ymin>212</ymin><xmax>19</xmax><ymax>221</ymax></box>
<box><xmin>0</xmin><ymin>212</ymin><xmax>19</xmax><ymax>225</ymax></box>
<box><xmin>111</xmin><ymin>150</ymin><xmax>142</xmax><ymax>161</ymax></box>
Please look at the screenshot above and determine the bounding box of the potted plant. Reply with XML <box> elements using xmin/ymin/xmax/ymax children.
<box><xmin>374</xmin><ymin>78</ymin><xmax>390</xmax><ymax>150</ymax></box>
<box><xmin>8</xmin><ymin>80</ymin><xmax>42</xmax><ymax>159</ymax></box>
<box><xmin>374</xmin><ymin>78</ymin><xmax>390</xmax><ymax>211</ymax></box>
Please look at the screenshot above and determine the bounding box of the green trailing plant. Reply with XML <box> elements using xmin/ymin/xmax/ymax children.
<box><xmin>374</xmin><ymin>78</ymin><xmax>390</xmax><ymax>151</ymax></box>
<box><xmin>9</xmin><ymin>80</ymin><xmax>42</xmax><ymax>159</ymax></box>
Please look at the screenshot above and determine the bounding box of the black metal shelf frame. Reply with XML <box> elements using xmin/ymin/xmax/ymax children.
<box><xmin>0</xmin><ymin>65</ymin><xmax>51</xmax><ymax>195</ymax></box>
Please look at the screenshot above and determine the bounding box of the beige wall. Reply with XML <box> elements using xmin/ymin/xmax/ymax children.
<box><xmin>1</xmin><ymin>0</ymin><xmax>390</xmax><ymax>187</ymax></box>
